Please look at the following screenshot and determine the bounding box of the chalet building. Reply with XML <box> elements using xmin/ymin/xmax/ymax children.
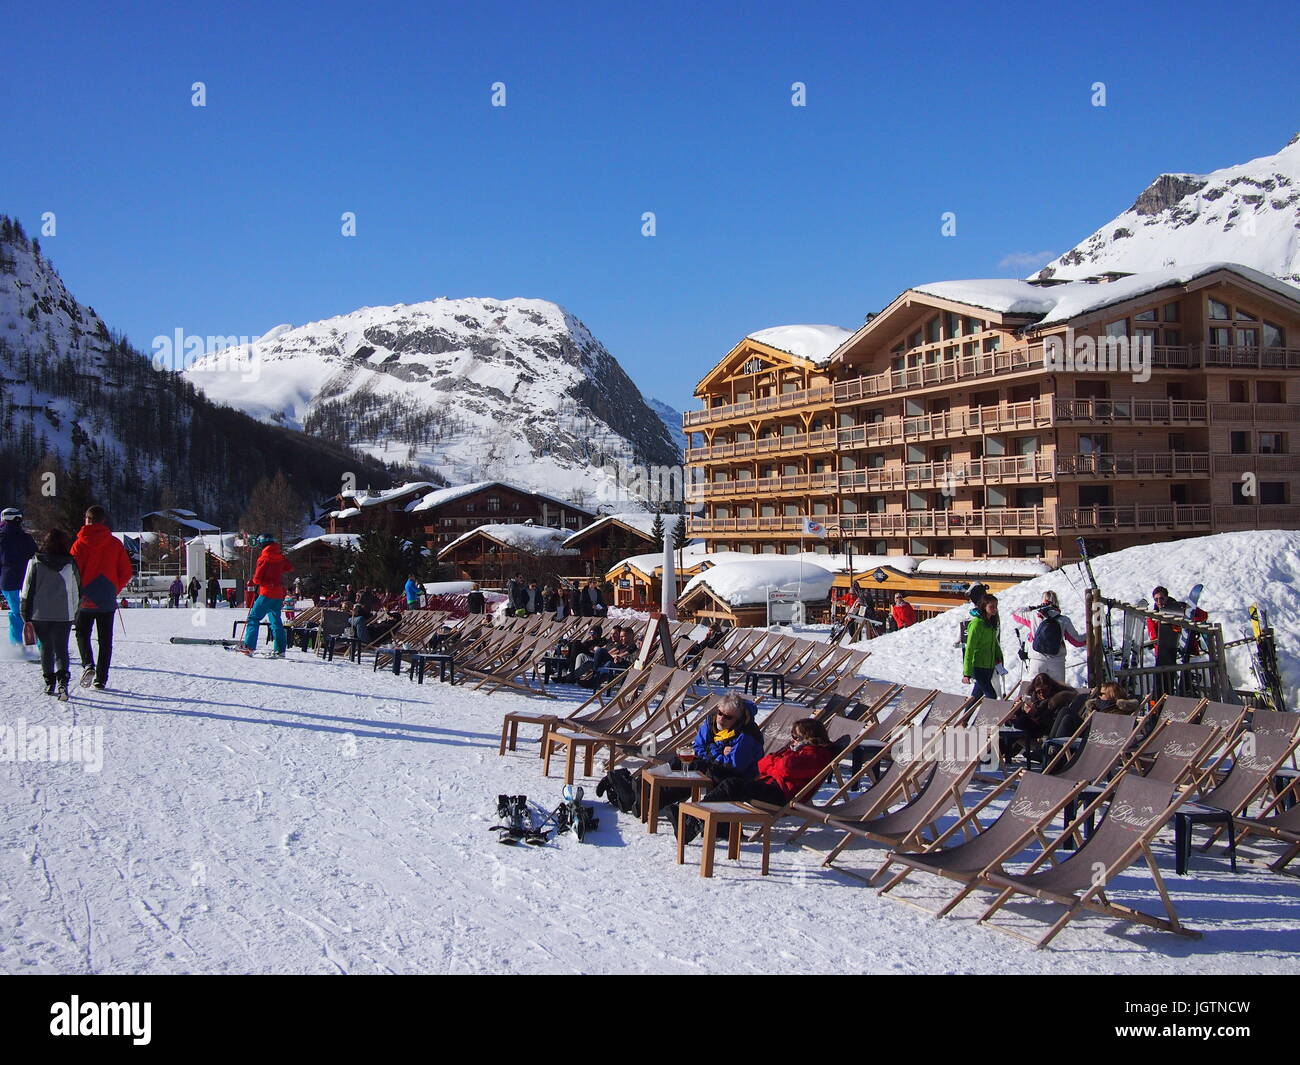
<box><xmin>140</xmin><ymin>508</ymin><xmax>220</xmax><ymax>535</ymax></box>
<box><xmin>560</xmin><ymin>512</ymin><xmax>666</xmax><ymax>582</ymax></box>
<box><xmin>685</xmin><ymin>264</ymin><xmax>1300</xmax><ymax>564</ymax></box>
<box><xmin>326</xmin><ymin>480</ymin><xmax>594</xmax><ymax>552</ymax></box>
<box><xmin>437</xmin><ymin>523</ymin><xmax>579</xmax><ymax>586</ymax></box>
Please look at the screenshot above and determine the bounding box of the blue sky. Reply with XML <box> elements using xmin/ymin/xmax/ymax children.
<box><xmin>3</xmin><ymin>0</ymin><xmax>1298</xmax><ymax>410</ymax></box>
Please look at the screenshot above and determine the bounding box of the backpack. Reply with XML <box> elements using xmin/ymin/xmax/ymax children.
<box><xmin>595</xmin><ymin>767</ymin><xmax>639</xmax><ymax>815</ymax></box>
<box><xmin>1032</xmin><ymin>613</ymin><xmax>1063</xmax><ymax>656</ymax></box>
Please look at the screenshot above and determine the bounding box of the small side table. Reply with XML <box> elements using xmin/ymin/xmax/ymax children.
<box><xmin>676</xmin><ymin>801</ymin><xmax>774</xmax><ymax>878</ymax></box>
<box><xmin>640</xmin><ymin>767</ymin><xmax>714</xmax><ymax>834</ymax></box>
<box><xmin>743</xmin><ymin>671</ymin><xmax>786</xmax><ymax>699</ymax></box>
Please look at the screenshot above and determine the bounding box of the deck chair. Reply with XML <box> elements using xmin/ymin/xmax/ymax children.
<box><xmin>781</xmin><ymin>643</ymin><xmax>844</xmax><ymax>690</ymax></box>
<box><xmin>851</xmin><ymin>686</ymin><xmax>945</xmax><ymax>765</ymax></box>
<box><xmin>1151</xmin><ymin>694</ymin><xmax>1207</xmax><ymax>724</ymax></box>
<box><xmin>976</xmin><ymin>775</ymin><xmax>1199</xmax><ymax>949</ymax></box>
<box><xmin>1178</xmin><ymin>732</ymin><xmax>1299</xmax><ymax>872</ymax></box>
<box><xmin>877</xmin><ymin>771</ymin><xmax>1087</xmax><ymax>918</ymax></box>
<box><xmin>821</xmin><ymin>698</ymin><xmax>1020</xmax><ymax>881</ymax></box>
<box><xmin>799</xmin><ymin>649</ymin><xmax>871</xmax><ymax>704</ymax></box>
<box><xmin>1234</xmin><ymin>772</ymin><xmax>1300</xmax><ymax>872</ymax></box>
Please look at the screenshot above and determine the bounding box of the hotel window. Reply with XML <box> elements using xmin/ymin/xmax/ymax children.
<box><xmin>963</xmin><ymin>341</ymin><xmax>976</xmax><ymax>358</ymax></box>
<box><xmin>944</xmin><ymin>312</ymin><xmax>960</xmax><ymax>339</ymax></box>
<box><xmin>1210</xmin><ymin>327</ymin><xmax>1232</xmax><ymax>347</ymax></box>
<box><xmin>1134</xmin><ymin>308</ymin><xmax>1157</xmax><ymax>322</ymax></box>
<box><xmin>760</xmin><ymin>504</ymin><xmax>776</xmax><ymax>517</ymax></box>
<box><xmin>1259</xmin><ymin>432</ymin><xmax>1285</xmax><ymax>455</ymax></box>
<box><xmin>908</xmin><ymin>330</ymin><xmax>923</xmax><ymax>349</ymax></box>
<box><xmin>1264</xmin><ymin>322</ymin><xmax>1286</xmax><ymax>348</ymax></box>
<box><xmin>1016</xmin><ymin>486</ymin><xmax>1044</xmax><ymax>508</ymax></box>
<box><xmin>784</xmin><ymin>545</ymin><xmax>799</xmax><ymax>555</ymax></box>
<box><xmin>866</xmin><ymin>496</ymin><xmax>887</xmax><ymax>513</ymax></box>
<box><xmin>870</xmin><ymin>540</ymin><xmax>888</xmax><ymax>554</ymax></box>
<box><xmin>982</xmin><ymin>336</ymin><xmax>1001</xmax><ymax>352</ymax></box>
<box><xmin>487</xmin><ymin>497</ymin><xmax>501</xmax><ymax>512</ymax></box>
<box><xmin>465</xmin><ymin>504</ymin><xmax>476</xmax><ymax>513</ymax></box>
<box><xmin>1235</xmin><ymin>308</ymin><xmax>1258</xmax><ymax>322</ymax></box>
<box><xmin>1015</xmin><ymin>436</ymin><xmax>1039</xmax><ymax>455</ymax></box>
<box><xmin>1230</xmin><ymin>432</ymin><xmax>1251</xmax><ymax>454</ymax></box>
<box><xmin>1228</xmin><ymin>379</ymin><xmax>1250</xmax><ymax>402</ymax></box>
<box><xmin>963</xmin><ymin>316</ymin><xmax>981</xmax><ymax>335</ymax></box>
<box><xmin>841</xmin><ymin>499</ymin><xmax>858</xmax><ymax>514</ymax></box>
<box><xmin>1104</xmin><ymin>319</ymin><xmax>1127</xmax><ymax>337</ymax></box>
<box><xmin>813</xmin><ymin>501</ymin><xmax>831</xmax><ymax>515</ymax></box>
<box><xmin>1231</xmin><ymin>482</ymin><xmax>1253</xmax><ymax>506</ymax></box>
<box><xmin>1235</xmin><ymin>328</ymin><xmax>1259</xmax><ymax>348</ymax></box>
<box><xmin>866</xmin><ymin>452</ymin><xmax>886</xmax><ymax>468</ymax></box>
<box><xmin>1208</xmin><ymin>298</ymin><xmax>1230</xmax><ymax>320</ymax></box>
<box><xmin>783</xmin><ymin>504</ymin><xmax>800</xmax><ymax>516</ymax></box>
<box><xmin>926</xmin><ymin>318</ymin><xmax>941</xmax><ymax>344</ymax></box>
<box><xmin>1260</xmin><ymin>482</ymin><xmax>1288</xmax><ymax>505</ymax></box>
<box><xmin>1257</xmin><ymin>380</ymin><xmax>1285</xmax><ymax>403</ymax></box>
<box><xmin>1162</xmin><ymin>302</ymin><xmax>1180</xmax><ymax>322</ymax></box>
<box><xmin>907</xmin><ymin>492</ymin><xmax>927</xmax><ymax>511</ymax></box>
<box><xmin>1021</xmin><ymin>540</ymin><xmax>1045</xmax><ymax>558</ymax></box>
<box><xmin>782</xmin><ymin>463</ymin><xmax>799</xmax><ymax>476</ymax></box>
<box><xmin>909</xmin><ymin>539</ymin><xmax>929</xmax><ymax>555</ymax></box>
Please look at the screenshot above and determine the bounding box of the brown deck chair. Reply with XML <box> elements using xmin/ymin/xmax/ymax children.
<box><xmin>799</xmin><ymin>649</ymin><xmax>871</xmax><ymax>704</ymax></box>
<box><xmin>545</xmin><ymin>667</ymin><xmax>700</xmax><ymax>782</ymax></box>
<box><xmin>1179</xmin><ymin>732</ymin><xmax>1299</xmax><ymax>866</ymax></box>
<box><xmin>976</xmin><ymin>775</ymin><xmax>1199</xmax><ymax>949</ymax></box>
<box><xmin>851</xmin><ymin>686</ymin><xmax>947</xmax><ymax>764</ymax></box>
<box><xmin>821</xmin><ymin>698</ymin><xmax>1020</xmax><ymax>880</ymax></box>
<box><xmin>1234</xmin><ymin>770</ymin><xmax>1300</xmax><ymax>872</ymax></box>
<box><xmin>1151</xmin><ymin>694</ymin><xmax>1207</xmax><ymax>724</ymax></box>
<box><xmin>877</xmin><ymin>771</ymin><xmax>1087</xmax><ymax>918</ymax></box>
<box><xmin>781</xmin><ymin>642</ymin><xmax>843</xmax><ymax>689</ymax></box>
<box><xmin>540</xmin><ymin>664</ymin><xmax>681</xmax><ymax>770</ymax></box>
<box><xmin>1044</xmin><ymin>711</ymin><xmax>1140</xmax><ymax>782</ymax></box>
<box><xmin>804</xmin><ymin>671</ymin><xmax>870</xmax><ymax>713</ymax></box>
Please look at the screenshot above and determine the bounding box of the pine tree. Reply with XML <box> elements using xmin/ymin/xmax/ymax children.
<box><xmin>672</xmin><ymin>513</ymin><xmax>689</xmax><ymax>569</ymax></box>
<box><xmin>239</xmin><ymin>473</ymin><xmax>306</xmax><ymax>546</ymax></box>
<box><xmin>650</xmin><ymin>512</ymin><xmax>665</xmax><ymax>543</ymax></box>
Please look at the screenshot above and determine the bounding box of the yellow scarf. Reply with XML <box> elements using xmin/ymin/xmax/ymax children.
<box><xmin>713</xmin><ymin>728</ymin><xmax>737</xmax><ymax>741</ymax></box>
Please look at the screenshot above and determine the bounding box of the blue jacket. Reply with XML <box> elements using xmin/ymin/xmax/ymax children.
<box><xmin>0</xmin><ymin>521</ymin><xmax>37</xmax><ymax>592</ymax></box>
<box><xmin>692</xmin><ymin>717</ymin><xmax>764</xmax><ymax>779</ymax></box>
<box><xmin>404</xmin><ymin>579</ymin><xmax>421</xmax><ymax>602</ymax></box>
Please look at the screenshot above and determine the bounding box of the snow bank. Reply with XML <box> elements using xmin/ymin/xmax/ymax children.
<box><xmin>915</xmin><ymin>557</ymin><xmax>1051</xmax><ymax>578</ymax></box>
<box><xmin>852</xmin><ymin>530</ymin><xmax>1300</xmax><ymax>705</ymax></box>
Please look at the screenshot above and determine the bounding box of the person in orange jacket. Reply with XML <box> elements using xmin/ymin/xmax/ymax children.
<box><xmin>70</xmin><ymin>505</ymin><xmax>134</xmax><ymax>689</ymax></box>
<box><xmin>242</xmin><ymin>536</ymin><xmax>293</xmax><ymax>656</ymax></box>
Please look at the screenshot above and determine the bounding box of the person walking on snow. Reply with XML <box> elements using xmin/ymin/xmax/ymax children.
<box><xmin>242</xmin><ymin>537</ymin><xmax>293</xmax><ymax>656</ymax></box>
<box><xmin>20</xmin><ymin>527</ymin><xmax>80</xmax><ymax>699</ymax></box>
<box><xmin>168</xmin><ymin>576</ymin><xmax>183</xmax><ymax>609</ymax></box>
<box><xmin>404</xmin><ymin>573</ymin><xmax>422</xmax><ymax>608</ymax></box>
<box><xmin>1010</xmin><ymin>589</ymin><xmax>1084</xmax><ymax>684</ymax></box>
<box><xmin>187</xmin><ymin>575</ymin><xmax>200</xmax><ymax>606</ymax></box>
<box><xmin>1</xmin><ymin>507</ymin><xmax>38</xmax><ymax>648</ymax></box>
<box><xmin>70</xmin><ymin>505</ymin><xmax>135</xmax><ymax>689</ymax></box>
<box><xmin>962</xmin><ymin>594</ymin><xmax>1004</xmax><ymax>702</ymax></box>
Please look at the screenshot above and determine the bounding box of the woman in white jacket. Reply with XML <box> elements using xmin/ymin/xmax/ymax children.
<box><xmin>1010</xmin><ymin>590</ymin><xmax>1084</xmax><ymax>685</ymax></box>
<box><xmin>20</xmin><ymin>527</ymin><xmax>81</xmax><ymax>700</ymax></box>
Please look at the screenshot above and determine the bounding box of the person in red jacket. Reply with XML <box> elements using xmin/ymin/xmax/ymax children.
<box><xmin>890</xmin><ymin>592</ymin><xmax>917</xmax><ymax>630</ymax></box>
<box><xmin>242</xmin><ymin>536</ymin><xmax>293</xmax><ymax>656</ymax></box>
<box><xmin>699</xmin><ymin>719</ymin><xmax>836</xmax><ymax>807</ymax></box>
<box><xmin>70</xmin><ymin>505</ymin><xmax>134</xmax><ymax>689</ymax></box>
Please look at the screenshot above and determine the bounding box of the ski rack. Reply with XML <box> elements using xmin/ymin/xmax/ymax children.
<box><xmin>1084</xmin><ymin>590</ymin><xmax>1232</xmax><ymax>703</ymax></box>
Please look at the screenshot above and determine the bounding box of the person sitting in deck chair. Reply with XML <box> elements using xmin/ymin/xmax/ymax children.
<box><xmin>1003</xmin><ymin>672</ymin><xmax>1077</xmax><ymax>763</ymax></box>
<box><xmin>674</xmin><ymin>717</ymin><xmax>836</xmax><ymax>844</ymax></box>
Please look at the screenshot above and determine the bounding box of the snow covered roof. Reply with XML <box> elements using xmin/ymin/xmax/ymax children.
<box><xmin>342</xmin><ymin>482</ymin><xmax>437</xmax><ymax>508</ymax></box>
<box><xmin>332</xmin><ymin>507</ymin><xmax>361</xmax><ymax>520</ymax></box>
<box><xmin>747</xmin><ymin>325</ymin><xmax>854</xmax><ymax>364</ymax></box>
<box><xmin>911</xmin><ymin>263</ymin><xmax>1300</xmax><ymax>328</ymax></box>
<box><xmin>437</xmin><ymin>523</ymin><xmax>579</xmax><ymax>558</ymax></box>
<box><xmin>188</xmin><ymin>532</ymin><xmax>242</xmax><ymax>561</ymax></box>
<box><xmin>289</xmin><ymin>533</ymin><xmax>362</xmax><ymax>552</ymax></box>
<box><xmin>915</xmin><ymin>558</ymin><xmax>1052</xmax><ymax>578</ymax></box>
<box><xmin>564</xmin><ymin>511</ymin><xmax>667</xmax><ymax>545</ymax></box>
<box><xmin>681</xmin><ymin>559</ymin><xmax>836</xmax><ymax>606</ymax></box>
<box><xmin>142</xmin><ymin>509</ymin><xmax>221</xmax><ymax>533</ymax></box>
<box><xmin>406</xmin><ymin>480</ymin><xmax>595</xmax><ymax>516</ymax></box>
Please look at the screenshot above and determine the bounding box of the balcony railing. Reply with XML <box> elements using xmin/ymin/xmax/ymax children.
<box><xmin>686</xmin><ymin>471</ymin><xmax>839</xmax><ymax>500</ymax></box>
<box><xmin>683</xmin><ymin>429</ymin><xmax>837</xmax><ymax>464</ymax></box>
<box><xmin>838</xmin><ymin>507</ymin><xmax>1053</xmax><ymax>536</ymax></box>
<box><xmin>834</xmin><ymin>346</ymin><xmax>1047</xmax><ymax>404</ymax></box>
<box><xmin>1055</xmin><ymin>504</ymin><xmax>1212</xmax><ymax>531</ymax></box>
<box><xmin>840</xmin><ymin>454</ymin><xmax>1057</xmax><ymax>493</ymax></box>
<box><xmin>682</xmin><ymin>384</ymin><xmax>835</xmax><ymax>427</ymax></box>
<box><xmin>1203</xmin><ymin>346</ymin><xmax>1300</xmax><ymax>370</ymax></box>
<box><xmin>1213</xmin><ymin>504</ymin><xmax>1300</xmax><ymax>527</ymax></box>
<box><xmin>1052</xmin><ymin>398</ymin><xmax>1208</xmax><ymax>424</ymax></box>
<box><xmin>687</xmin><ymin>515</ymin><xmax>825</xmax><ymax>535</ymax></box>
<box><xmin>1054</xmin><ymin>451</ymin><xmax>1211</xmax><ymax>477</ymax></box>
<box><xmin>1209</xmin><ymin>402</ymin><xmax>1300</xmax><ymax>424</ymax></box>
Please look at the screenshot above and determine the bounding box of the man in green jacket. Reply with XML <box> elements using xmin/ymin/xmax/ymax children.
<box><xmin>962</xmin><ymin>594</ymin><xmax>1003</xmax><ymax>701</ymax></box>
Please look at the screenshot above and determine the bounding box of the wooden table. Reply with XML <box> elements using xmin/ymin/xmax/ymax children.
<box><xmin>640</xmin><ymin>767</ymin><xmax>714</xmax><ymax>834</ymax></box>
<box><xmin>676</xmin><ymin>801</ymin><xmax>775</xmax><ymax>878</ymax></box>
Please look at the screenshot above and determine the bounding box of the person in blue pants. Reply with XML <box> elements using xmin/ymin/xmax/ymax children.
<box><xmin>242</xmin><ymin>538</ymin><xmax>293</xmax><ymax>656</ymax></box>
<box><xmin>1</xmin><ymin>508</ymin><xmax>38</xmax><ymax>647</ymax></box>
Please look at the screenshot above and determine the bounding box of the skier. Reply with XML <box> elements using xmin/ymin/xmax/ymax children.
<box><xmin>70</xmin><ymin>505</ymin><xmax>135</xmax><ymax>689</ymax></box>
<box><xmin>242</xmin><ymin>536</ymin><xmax>293</xmax><ymax>656</ymax></box>
<box><xmin>1010</xmin><ymin>590</ymin><xmax>1084</xmax><ymax>684</ymax></box>
<box><xmin>1</xmin><ymin>507</ymin><xmax>38</xmax><ymax>649</ymax></box>
<box><xmin>19</xmin><ymin>527</ymin><xmax>80</xmax><ymax>699</ymax></box>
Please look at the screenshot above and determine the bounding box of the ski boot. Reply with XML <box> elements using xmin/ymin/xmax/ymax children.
<box><xmin>43</xmin><ymin>673</ymin><xmax>56</xmax><ymax>696</ymax></box>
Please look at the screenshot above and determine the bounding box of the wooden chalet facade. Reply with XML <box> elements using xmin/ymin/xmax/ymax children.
<box><xmin>685</xmin><ymin>266</ymin><xmax>1300</xmax><ymax>565</ymax></box>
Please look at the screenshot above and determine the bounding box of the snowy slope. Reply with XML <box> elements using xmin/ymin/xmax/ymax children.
<box><xmin>852</xmin><ymin>530</ymin><xmax>1300</xmax><ymax>707</ymax></box>
<box><xmin>3</xmin><ymin>608</ymin><xmax>1297</xmax><ymax>974</ymax></box>
<box><xmin>1038</xmin><ymin>134</ymin><xmax>1300</xmax><ymax>284</ymax></box>
<box><xmin>184</xmin><ymin>298</ymin><xmax>679</xmax><ymax>503</ymax></box>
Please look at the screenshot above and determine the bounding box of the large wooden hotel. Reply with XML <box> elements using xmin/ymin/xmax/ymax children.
<box><xmin>684</xmin><ymin>263</ymin><xmax>1300</xmax><ymax>565</ymax></box>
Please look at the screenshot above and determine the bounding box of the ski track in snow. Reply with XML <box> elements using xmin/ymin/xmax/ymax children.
<box><xmin>0</xmin><ymin>609</ymin><xmax>1296</xmax><ymax>975</ymax></box>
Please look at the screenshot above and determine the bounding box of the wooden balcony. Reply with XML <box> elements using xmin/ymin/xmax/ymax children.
<box><xmin>1213</xmin><ymin>504</ymin><xmax>1300</xmax><ymax>528</ymax></box>
<box><xmin>840</xmin><ymin>454</ymin><xmax>1057</xmax><ymax>494</ymax></box>
<box><xmin>838</xmin><ymin>507</ymin><xmax>1053</xmax><ymax>537</ymax></box>
<box><xmin>682</xmin><ymin>384</ymin><xmax>835</xmax><ymax>427</ymax></box>
<box><xmin>835</xmin><ymin>346</ymin><xmax>1047</xmax><ymax>404</ymax></box>
<box><xmin>1209</xmin><ymin>402</ymin><xmax>1300</xmax><ymax>424</ymax></box>
<box><xmin>686</xmin><ymin>471</ymin><xmax>839</xmax><ymax>501</ymax></box>
<box><xmin>1055</xmin><ymin>504</ymin><xmax>1212</xmax><ymax>532</ymax></box>
<box><xmin>1210</xmin><ymin>453</ymin><xmax>1300</xmax><ymax>475</ymax></box>
<box><xmin>1052</xmin><ymin>398</ymin><xmax>1208</xmax><ymax>425</ymax></box>
<box><xmin>1203</xmin><ymin>346</ymin><xmax>1300</xmax><ymax>370</ymax></box>
<box><xmin>687</xmin><ymin>515</ymin><xmax>828</xmax><ymax>536</ymax></box>
<box><xmin>1054</xmin><ymin>451</ymin><xmax>1211</xmax><ymax>478</ymax></box>
<box><xmin>683</xmin><ymin>428</ymin><xmax>837</xmax><ymax>464</ymax></box>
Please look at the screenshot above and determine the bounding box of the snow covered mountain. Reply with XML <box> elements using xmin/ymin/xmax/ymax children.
<box><xmin>0</xmin><ymin>216</ymin><xmax>392</xmax><ymax>525</ymax></box>
<box><xmin>1036</xmin><ymin>134</ymin><xmax>1300</xmax><ymax>284</ymax></box>
<box><xmin>648</xmin><ymin>397</ymin><xmax>687</xmax><ymax>456</ymax></box>
<box><xmin>184</xmin><ymin>298</ymin><xmax>680</xmax><ymax>504</ymax></box>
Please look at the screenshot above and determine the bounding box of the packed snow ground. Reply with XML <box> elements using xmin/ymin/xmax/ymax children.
<box><xmin>0</xmin><ymin>606</ymin><xmax>1297</xmax><ymax>975</ymax></box>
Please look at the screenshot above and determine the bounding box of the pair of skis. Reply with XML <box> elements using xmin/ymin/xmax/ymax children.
<box><xmin>169</xmin><ymin>636</ymin><xmax>283</xmax><ymax>658</ymax></box>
